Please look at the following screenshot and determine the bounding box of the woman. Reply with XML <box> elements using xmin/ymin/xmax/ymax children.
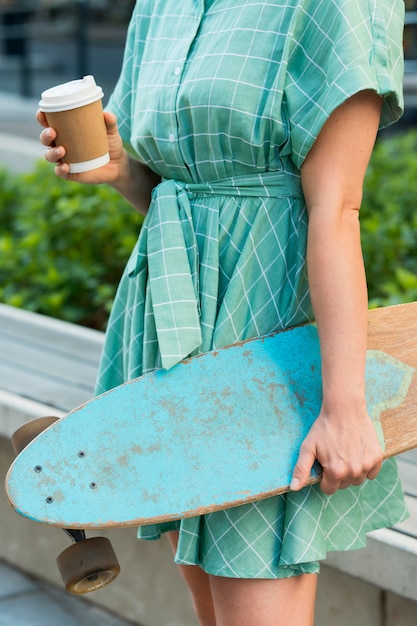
<box><xmin>38</xmin><ymin>2</ymin><xmax>408</xmax><ymax>624</ymax></box>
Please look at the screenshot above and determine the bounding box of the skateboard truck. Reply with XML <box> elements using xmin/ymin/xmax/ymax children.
<box><xmin>11</xmin><ymin>417</ymin><xmax>120</xmax><ymax>594</ymax></box>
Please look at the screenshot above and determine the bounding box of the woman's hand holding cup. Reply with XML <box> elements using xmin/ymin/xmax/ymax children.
<box><xmin>37</xmin><ymin>109</ymin><xmax>128</xmax><ymax>186</ymax></box>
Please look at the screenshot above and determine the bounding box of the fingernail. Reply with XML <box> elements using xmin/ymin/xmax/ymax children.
<box><xmin>290</xmin><ymin>477</ymin><xmax>300</xmax><ymax>491</ymax></box>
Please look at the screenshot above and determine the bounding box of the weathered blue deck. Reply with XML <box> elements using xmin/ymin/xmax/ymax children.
<box><xmin>5</xmin><ymin>319</ymin><xmax>414</xmax><ymax>530</ymax></box>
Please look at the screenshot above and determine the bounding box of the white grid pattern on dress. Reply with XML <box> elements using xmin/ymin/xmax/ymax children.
<box><xmin>96</xmin><ymin>0</ymin><xmax>408</xmax><ymax>578</ymax></box>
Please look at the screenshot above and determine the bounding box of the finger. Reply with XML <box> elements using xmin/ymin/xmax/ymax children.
<box><xmin>45</xmin><ymin>146</ymin><xmax>65</xmax><ymax>164</ymax></box>
<box><xmin>352</xmin><ymin>474</ymin><xmax>368</xmax><ymax>487</ymax></box>
<box><xmin>319</xmin><ymin>464</ymin><xmax>347</xmax><ymax>494</ymax></box>
<box><xmin>290</xmin><ymin>445</ymin><xmax>317</xmax><ymax>491</ymax></box>
<box><xmin>320</xmin><ymin>478</ymin><xmax>343</xmax><ymax>495</ymax></box>
<box><xmin>36</xmin><ymin>109</ymin><xmax>48</xmax><ymax>127</ymax></box>
<box><xmin>352</xmin><ymin>452</ymin><xmax>383</xmax><ymax>485</ymax></box>
<box><xmin>103</xmin><ymin>111</ymin><xmax>118</xmax><ymax>134</ymax></box>
<box><xmin>54</xmin><ymin>162</ymin><xmax>71</xmax><ymax>179</ymax></box>
<box><xmin>322</xmin><ymin>460</ymin><xmax>382</xmax><ymax>493</ymax></box>
<box><xmin>40</xmin><ymin>127</ymin><xmax>57</xmax><ymax>147</ymax></box>
<box><xmin>366</xmin><ymin>462</ymin><xmax>383</xmax><ymax>481</ymax></box>
<box><xmin>322</xmin><ymin>463</ymin><xmax>371</xmax><ymax>492</ymax></box>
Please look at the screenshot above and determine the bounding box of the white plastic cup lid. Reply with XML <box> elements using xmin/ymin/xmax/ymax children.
<box><xmin>39</xmin><ymin>75</ymin><xmax>104</xmax><ymax>112</ymax></box>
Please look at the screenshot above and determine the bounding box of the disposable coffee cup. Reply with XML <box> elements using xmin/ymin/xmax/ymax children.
<box><xmin>39</xmin><ymin>75</ymin><xmax>110</xmax><ymax>173</ymax></box>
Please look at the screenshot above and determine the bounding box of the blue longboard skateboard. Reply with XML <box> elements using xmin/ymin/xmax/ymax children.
<box><xmin>5</xmin><ymin>302</ymin><xmax>417</xmax><ymax>594</ymax></box>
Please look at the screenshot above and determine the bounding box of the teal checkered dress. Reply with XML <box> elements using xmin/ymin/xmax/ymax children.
<box><xmin>96</xmin><ymin>0</ymin><xmax>408</xmax><ymax>578</ymax></box>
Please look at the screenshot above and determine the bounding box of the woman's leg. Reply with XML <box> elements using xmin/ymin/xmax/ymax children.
<box><xmin>168</xmin><ymin>531</ymin><xmax>318</xmax><ymax>626</ymax></box>
<box><xmin>167</xmin><ymin>531</ymin><xmax>217</xmax><ymax>626</ymax></box>
<box><xmin>209</xmin><ymin>574</ymin><xmax>318</xmax><ymax>626</ymax></box>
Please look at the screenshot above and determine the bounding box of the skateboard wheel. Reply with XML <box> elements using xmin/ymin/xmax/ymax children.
<box><xmin>11</xmin><ymin>416</ymin><xmax>60</xmax><ymax>455</ymax></box>
<box><xmin>56</xmin><ymin>537</ymin><xmax>120</xmax><ymax>595</ymax></box>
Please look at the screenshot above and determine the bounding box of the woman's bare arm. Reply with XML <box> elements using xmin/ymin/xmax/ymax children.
<box><xmin>291</xmin><ymin>90</ymin><xmax>384</xmax><ymax>495</ymax></box>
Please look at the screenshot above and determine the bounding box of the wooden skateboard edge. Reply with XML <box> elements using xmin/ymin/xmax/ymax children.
<box><xmin>5</xmin><ymin>474</ymin><xmax>321</xmax><ymax>531</ymax></box>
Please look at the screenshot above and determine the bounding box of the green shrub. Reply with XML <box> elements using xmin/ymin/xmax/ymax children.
<box><xmin>0</xmin><ymin>160</ymin><xmax>143</xmax><ymax>329</ymax></box>
<box><xmin>0</xmin><ymin>129</ymin><xmax>416</xmax><ymax>330</ymax></box>
<box><xmin>361</xmin><ymin>129</ymin><xmax>417</xmax><ymax>307</ymax></box>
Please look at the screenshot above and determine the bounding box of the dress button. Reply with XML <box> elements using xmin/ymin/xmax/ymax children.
<box><xmin>174</xmin><ymin>66</ymin><xmax>181</xmax><ymax>76</ymax></box>
<box><xmin>168</xmin><ymin>133</ymin><xmax>175</xmax><ymax>143</ymax></box>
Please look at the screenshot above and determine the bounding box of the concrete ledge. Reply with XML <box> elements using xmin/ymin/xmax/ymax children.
<box><xmin>0</xmin><ymin>304</ymin><xmax>103</xmax><ymax>411</ymax></box>
<box><xmin>326</xmin><ymin>527</ymin><xmax>417</xmax><ymax>603</ymax></box>
<box><xmin>0</xmin><ymin>132</ymin><xmax>44</xmax><ymax>173</ymax></box>
<box><xmin>0</xmin><ymin>389</ymin><xmax>64</xmax><ymax>439</ymax></box>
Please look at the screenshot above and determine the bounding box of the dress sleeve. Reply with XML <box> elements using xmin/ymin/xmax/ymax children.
<box><xmin>284</xmin><ymin>0</ymin><xmax>405</xmax><ymax>170</ymax></box>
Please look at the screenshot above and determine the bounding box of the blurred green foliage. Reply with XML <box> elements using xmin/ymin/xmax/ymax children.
<box><xmin>0</xmin><ymin>160</ymin><xmax>143</xmax><ymax>329</ymax></box>
<box><xmin>0</xmin><ymin>130</ymin><xmax>416</xmax><ymax>330</ymax></box>
<box><xmin>361</xmin><ymin>129</ymin><xmax>417</xmax><ymax>307</ymax></box>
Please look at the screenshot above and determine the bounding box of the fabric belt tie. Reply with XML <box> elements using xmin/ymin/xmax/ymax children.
<box><xmin>127</xmin><ymin>171</ymin><xmax>303</xmax><ymax>370</ymax></box>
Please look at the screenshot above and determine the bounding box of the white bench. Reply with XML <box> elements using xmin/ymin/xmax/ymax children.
<box><xmin>0</xmin><ymin>303</ymin><xmax>416</xmax><ymax>622</ymax></box>
<box><xmin>0</xmin><ymin>303</ymin><xmax>103</xmax><ymax>437</ymax></box>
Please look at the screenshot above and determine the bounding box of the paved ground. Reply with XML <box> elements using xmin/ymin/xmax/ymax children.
<box><xmin>0</xmin><ymin>559</ymin><xmax>135</xmax><ymax>626</ymax></box>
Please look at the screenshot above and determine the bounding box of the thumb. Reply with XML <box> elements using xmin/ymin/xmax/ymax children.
<box><xmin>103</xmin><ymin>111</ymin><xmax>119</xmax><ymax>134</ymax></box>
<box><xmin>290</xmin><ymin>444</ymin><xmax>317</xmax><ymax>491</ymax></box>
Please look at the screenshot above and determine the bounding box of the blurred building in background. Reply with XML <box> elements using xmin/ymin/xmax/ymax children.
<box><xmin>1</xmin><ymin>0</ymin><xmax>417</xmax><ymax>118</ymax></box>
<box><xmin>404</xmin><ymin>0</ymin><xmax>417</xmax><ymax>115</ymax></box>
<box><xmin>0</xmin><ymin>0</ymin><xmax>135</xmax><ymax>99</ymax></box>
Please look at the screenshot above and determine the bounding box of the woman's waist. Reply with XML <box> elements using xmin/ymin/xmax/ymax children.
<box><xmin>159</xmin><ymin>169</ymin><xmax>303</xmax><ymax>200</ymax></box>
